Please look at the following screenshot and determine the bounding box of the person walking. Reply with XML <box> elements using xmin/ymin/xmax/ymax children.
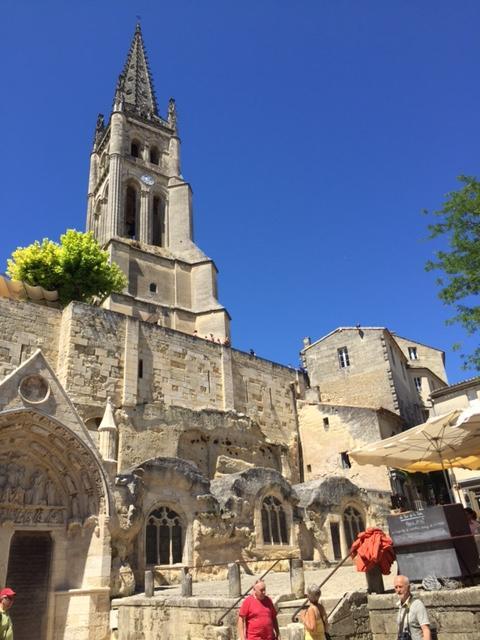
<box><xmin>0</xmin><ymin>587</ymin><xmax>15</xmax><ymax>640</ymax></box>
<box><xmin>394</xmin><ymin>575</ymin><xmax>431</xmax><ymax>640</ymax></box>
<box><xmin>237</xmin><ymin>579</ymin><xmax>281</xmax><ymax>640</ymax></box>
<box><xmin>300</xmin><ymin>584</ymin><xmax>328</xmax><ymax>640</ymax></box>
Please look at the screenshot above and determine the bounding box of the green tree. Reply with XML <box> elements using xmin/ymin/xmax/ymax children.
<box><xmin>7</xmin><ymin>230</ymin><xmax>127</xmax><ymax>306</ymax></box>
<box><xmin>426</xmin><ymin>175</ymin><xmax>480</xmax><ymax>370</ymax></box>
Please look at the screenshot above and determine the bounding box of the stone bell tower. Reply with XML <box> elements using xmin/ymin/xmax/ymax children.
<box><xmin>86</xmin><ymin>24</ymin><xmax>230</xmax><ymax>339</ymax></box>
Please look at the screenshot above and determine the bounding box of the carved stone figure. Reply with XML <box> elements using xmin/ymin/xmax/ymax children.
<box><xmin>168</xmin><ymin>98</ymin><xmax>177</xmax><ymax>130</ymax></box>
<box><xmin>46</xmin><ymin>476</ymin><xmax>58</xmax><ymax>506</ymax></box>
<box><xmin>29</xmin><ymin>470</ymin><xmax>47</xmax><ymax>505</ymax></box>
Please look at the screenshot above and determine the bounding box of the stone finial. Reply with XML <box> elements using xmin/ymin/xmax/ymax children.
<box><xmin>93</xmin><ymin>113</ymin><xmax>105</xmax><ymax>148</ymax></box>
<box><xmin>99</xmin><ymin>397</ymin><xmax>118</xmax><ymax>463</ymax></box>
<box><xmin>98</xmin><ymin>397</ymin><xmax>117</xmax><ymax>432</ymax></box>
<box><xmin>168</xmin><ymin>97</ymin><xmax>177</xmax><ymax>131</ymax></box>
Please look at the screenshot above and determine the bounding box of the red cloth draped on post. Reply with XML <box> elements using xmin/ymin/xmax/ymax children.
<box><xmin>350</xmin><ymin>527</ymin><xmax>395</xmax><ymax>574</ymax></box>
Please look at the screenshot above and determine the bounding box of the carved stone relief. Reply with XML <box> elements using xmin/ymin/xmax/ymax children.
<box><xmin>0</xmin><ymin>410</ymin><xmax>108</xmax><ymax>527</ymax></box>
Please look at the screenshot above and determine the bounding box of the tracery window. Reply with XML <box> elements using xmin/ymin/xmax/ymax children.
<box><xmin>146</xmin><ymin>506</ymin><xmax>183</xmax><ymax>565</ymax></box>
<box><xmin>343</xmin><ymin>506</ymin><xmax>365</xmax><ymax>549</ymax></box>
<box><xmin>261</xmin><ymin>496</ymin><xmax>288</xmax><ymax>545</ymax></box>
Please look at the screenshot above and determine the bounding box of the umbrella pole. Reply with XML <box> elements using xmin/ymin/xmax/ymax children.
<box><xmin>439</xmin><ymin>455</ymin><xmax>455</xmax><ymax>503</ymax></box>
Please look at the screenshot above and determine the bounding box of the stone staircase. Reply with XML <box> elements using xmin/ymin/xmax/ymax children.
<box><xmin>275</xmin><ymin>595</ymin><xmax>347</xmax><ymax>637</ymax></box>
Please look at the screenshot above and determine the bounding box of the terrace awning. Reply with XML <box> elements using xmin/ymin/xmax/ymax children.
<box><xmin>349</xmin><ymin>407</ymin><xmax>480</xmax><ymax>473</ymax></box>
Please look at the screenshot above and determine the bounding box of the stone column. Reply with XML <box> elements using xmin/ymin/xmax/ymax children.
<box><xmin>107</xmin><ymin>111</ymin><xmax>124</xmax><ymax>238</ymax></box>
<box><xmin>139</xmin><ymin>189</ymin><xmax>151</xmax><ymax>244</ymax></box>
<box><xmin>286</xmin><ymin>623</ymin><xmax>305</xmax><ymax>640</ymax></box>
<box><xmin>289</xmin><ymin>559</ymin><xmax>305</xmax><ymax>598</ymax></box>
<box><xmin>181</xmin><ymin>567</ymin><xmax>192</xmax><ymax>597</ymax></box>
<box><xmin>145</xmin><ymin>570</ymin><xmax>154</xmax><ymax>597</ymax></box>
<box><xmin>228</xmin><ymin>563</ymin><xmax>241</xmax><ymax>597</ymax></box>
<box><xmin>0</xmin><ymin>525</ymin><xmax>14</xmax><ymax>586</ymax></box>
<box><xmin>107</xmin><ymin>153</ymin><xmax>122</xmax><ymax>237</ymax></box>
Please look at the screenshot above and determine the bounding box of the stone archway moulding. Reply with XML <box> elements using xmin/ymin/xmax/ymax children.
<box><xmin>0</xmin><ymin>409</ymin><xmax>109</xmax><ymax>528</ymax></box>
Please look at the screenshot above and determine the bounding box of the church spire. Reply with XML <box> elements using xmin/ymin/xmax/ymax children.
<box><xmin>114</xmin><ymin>23</ymin><xmax>159</xmax><ymax>119</ymax></box>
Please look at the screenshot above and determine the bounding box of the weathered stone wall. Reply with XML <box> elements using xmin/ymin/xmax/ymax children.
<box><xmin>0</xmin><ymin>298</ymin><xmax>61</xmax><ymax>380</ymax></box>
<box><xmin>393</xmin><ymin>335</ymin><xmax>447</xmax><ymax>383</ymax></box>
<box><xmin>384</xmin><ymin>333</ymin><xmax>422</xmax><ymax>426</ymax></box>
<box><xmin>431</xmin><ymin>380</ymin><xmax>480</xmax><ymax>416</ymax></box>
<box><xmin>298</xmin><ymin>402</ymin><xmax>400</xmax><ymax>491</ymax></box>
<box><xmin>114</xmin><ymin>595</ymin><xmax>237</xmax><ymax>640</ymax></box>
<box><xmin>231</xmin><ymin>349</ymin><xmax>298</xmax><ymax>443</ymax></box>
<box><xmin>368</xmin><ymin>587</ymin><xmax>480</xmax><ymax>639</ymax></box>
<box><xmin>303</xmin><ymin>329</ymin><xmax>396</xmax><ymax>412</ymax></box>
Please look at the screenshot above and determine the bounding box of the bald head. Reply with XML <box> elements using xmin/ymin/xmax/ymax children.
<box><xmin>253</xmin><ymin>580</ymin><xmax>267</xmax><ymax>600</ymax></box>
<box><xmin>394</xmin><ymin>575</ymin><xmax>411</xmax><ymax>603</ymax></box>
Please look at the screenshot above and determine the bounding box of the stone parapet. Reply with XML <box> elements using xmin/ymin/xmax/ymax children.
<box><xmin>367</xmin><ymin>587</ymin><xmax>480</xmax><ymax>639</ymax></box>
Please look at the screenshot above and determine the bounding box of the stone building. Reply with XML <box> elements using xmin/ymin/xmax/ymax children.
<box><xmin>430</xmin><ymin>375</ymin><xmax>480</xmax><ymax>510</ymax></box>
<box><xmin>0</xmin><ymin>25</ymin><xmax>449</xmax><ymax>640</ymax></box>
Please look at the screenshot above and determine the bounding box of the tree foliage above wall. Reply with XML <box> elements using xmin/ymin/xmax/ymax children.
<box><xmin>7</xmin><ymin>230</ymin><xmax>127</xmax><ymax>306</ymax></box>
<box><xmin>425</xmin><ymin>175</ymin><xmax>480</xmax><ymax>370</ymax></box>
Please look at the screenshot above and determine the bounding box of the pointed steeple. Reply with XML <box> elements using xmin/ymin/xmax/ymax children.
<box><xmin>115</xmin><ymin>23</ymin><xmax>159</xmax><ymax>119</ymax></box>
<box><xmin>98</xmin><ymin>397</ymin><xmax>118</xmax><ymax>463</ymax></box>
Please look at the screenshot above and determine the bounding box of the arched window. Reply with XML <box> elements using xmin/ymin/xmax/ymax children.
<box><xmin>152</xmin><ymin>195</ymin><xmax>165</xmax><ymax>246</ymax></box>
<box><xmin>125</xmin><ymin>185</ymin><xmax>137</xmax><ymax>238</ymax></box>
<box><xmin>85</xmin><ymin>417</ymin><xmax>102</xmax><ymax>432</ymax></box>
<box><xmin>146</xmin><ymin>507</ymin><xmax>183</xmax><ymax>565</ymax></box>
<box><xmin>261</xmin><ymin>496</ymin><xmax>288</xmax><ymax>545</ymax></box>
<box><xmin>130</xmin><ymin>140</ymin><xmax>140</xmax><ymax>158</ymax></box>
<box><xmin>150</xmin><ymin>147</ymin><xmax>160</xmax><ymax>165</ymax></box>
<box><xmin>343</xmin><ymin>506</ymin><xmax>365</xmax><ymax>549</ymax></box>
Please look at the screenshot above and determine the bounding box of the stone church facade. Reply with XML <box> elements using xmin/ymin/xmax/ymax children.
<box><xmin>0</xmin><ymin>26</ymin><xmax>447</xmax><ymax>639</ymax></box>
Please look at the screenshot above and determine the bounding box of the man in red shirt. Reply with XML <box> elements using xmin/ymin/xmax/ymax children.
<box><xmin>237</xmin><ymin>580</ymin><xmax>281</xmax><ymax>640</ymax></box>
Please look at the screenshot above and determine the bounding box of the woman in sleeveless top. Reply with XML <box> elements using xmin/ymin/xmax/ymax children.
<box><xmin>301</xmin><ymin>583</ymin><xmax>328</xmax><ymax>640</ymax></box>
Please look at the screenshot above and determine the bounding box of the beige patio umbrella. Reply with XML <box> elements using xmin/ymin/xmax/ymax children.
<box><xmin>349</xmin><ymin>407</ymin><xmax>480</xmax><ymax>474</ymax></box>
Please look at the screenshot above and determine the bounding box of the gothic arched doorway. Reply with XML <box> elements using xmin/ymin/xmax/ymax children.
<box><xmin>0</xmin><ymin>409</ymin><xmax>110</xmax><ymax>640</ymax></box>
<box><xmin>6</xmin><ymin>531</ymin><xmax>52</xmax><ymax>640</ymax></box>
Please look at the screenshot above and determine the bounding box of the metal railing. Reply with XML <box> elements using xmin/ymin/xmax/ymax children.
<box><xmin>216</xmin><ymin>557</ymin><xmax>283</xmax><ymax>626</ymax></box>
<box><xmin>290</xmin><ymin>551</ymin><xmax>351</xmax><ymax>622</ymax></box>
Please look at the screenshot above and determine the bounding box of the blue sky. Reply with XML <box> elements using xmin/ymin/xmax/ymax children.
<box><xmin>1</xmin><ymin>1</ymin><xmax>479</xmax><ymax>383</ymax></box>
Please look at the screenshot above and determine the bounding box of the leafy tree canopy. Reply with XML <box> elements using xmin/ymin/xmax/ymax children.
<box><xmin>425</xmin><ymin>175</ymin><xmax>480</xmax><ymax>370</ymax></box>
<box><xmin>7</xmin><ymin>229</ymin><xmax>127</xmax><ymax>306</ymax></box>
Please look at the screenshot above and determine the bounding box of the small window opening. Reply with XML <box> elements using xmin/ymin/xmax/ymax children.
<box><xmin>152</xmin><ymin>196</ymin><xmax>165</xmax><ymax>247</ymax></box>
<box><xmin>408</xmin><ymin>347</ymin><xmax>418</xmax><ymax>360</ymax></box>
<box><xmin>306</xmin><ymin>464</ymin><xmax>312</xmax><ymax>473</ymax></box>
<box><xmin>340</xmin><ymin>451</ymin><xmax>351</xmax><ymax>469</ymax></box>
<box><xmin>138</xmin><ymin>359</ymin><xmax>143</xmax><ymax>379</ymax></box>
<box><xmin>149</xmin><ymin>282</ymin><xmax>157</xmax><ymax>293</ymax></box>
<box><xmin>323</xmin><ymin>417</ymin><xmax>330</xmax><ymax>430</ymax></box>
<box><xmin>130</xmin><ymin>141</ymin><xmax>140</xmax><ymax>158</ymax></box>
<box><xmin>125</xmin><ymin>185</ymin><xmax>137</xmax><ymax>238</ymax></box>
<box><xmin>330</xmin><ymin>522</ymin><xmax>342</xmax><ymax>560</ymax></box>
<box><xmin>337</xmin><ymin>346</ymin><xmax>350</xmax><ymax>368</ymax></box>
<box><xmin>414</xmin><ymin>377</ymin><xmax>422</xmax><ymax>394</ymax></box>
<box><xmin>150</xmin><ymin>147</ymin><xmax>160</xmax><ymax>165</ymax></box>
